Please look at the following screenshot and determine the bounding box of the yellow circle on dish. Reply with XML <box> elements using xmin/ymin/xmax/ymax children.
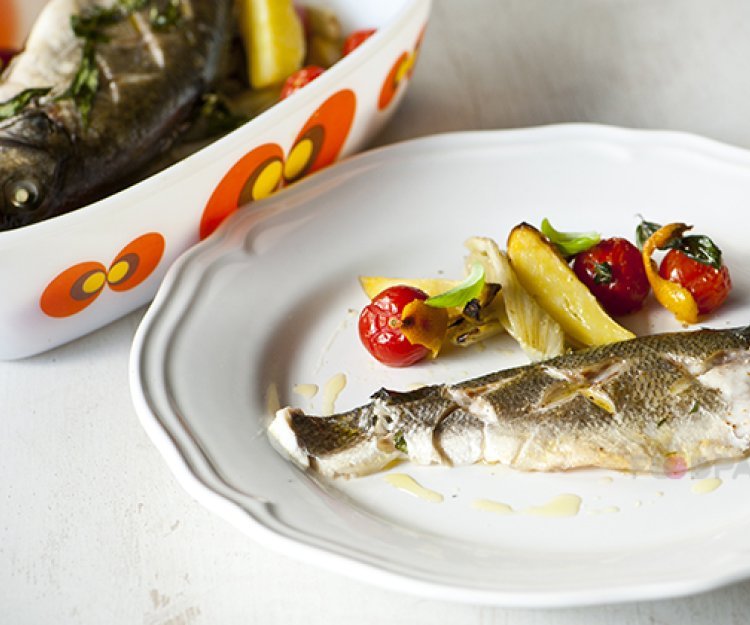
<box><xmin>253</xmin><ymin>160</ymin><xmax>283</xmax><ymax>200</ymax></box>
<box><xmin>284</xmin><ymin>138</ymin><xmax>314</xmax><ymax>181</ymax></box>
<box><xmin>82</xmin><ymin>271</ymin><xmax>106</xmax><ymax>294</ymax></box>
<box><xmin>395</xmin><ymin>53</ymin><xmax>415</xmax><ymax>83</ymax></box>
<box><xmin>108</xmin><ymin>261</ymin><xmax>130</xmax><ymax>285</ymax></box>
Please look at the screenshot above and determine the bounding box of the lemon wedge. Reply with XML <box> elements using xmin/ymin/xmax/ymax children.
<box><xmin>359</xmin><ymin>276</ymin><xmax>461</xmax><ymax>300</ymax></box>
<box><xmin>237</xmin><ymin>0</ymin><xmax>305</xmax><ymax>88</ymax></box>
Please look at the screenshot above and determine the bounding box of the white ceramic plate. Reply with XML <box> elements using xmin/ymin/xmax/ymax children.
<box><xmin>130</xmin><ymin>125</ymin><xmax>750</xmax><ymax>607</ymax></box>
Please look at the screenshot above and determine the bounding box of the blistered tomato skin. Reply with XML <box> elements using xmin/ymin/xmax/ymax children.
<box><xmin>659</xmin><ymin>250</ymin><xmax>732</xmax><ymax>315</ymax></box>
<box><xmin>358</xmin><ymin>285</ymin><xmax>430</xmax><ymax>367</ymax></box>
<box><xmin>279</xmin><ymin>65</ymin><xmax>325</xmax><ymax>100</ymax></box>
<box><xmin>573</xmin><ymin>238</ymin><xmax>650</xmax><ymax>316</ymax></box>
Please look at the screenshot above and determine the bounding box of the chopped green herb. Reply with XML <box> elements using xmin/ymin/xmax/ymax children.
<box><xmin>0</xmin><ymin>87</ymin><xmax>52</xmax><ymax>121</ymax></box>
<box><xmin>194</xmin><ymin>93</ymin><xmax>248</xmax><ymax>137</ymax></box>
<box><xmin>635</xmin><ymin>218</ymin><xmax>661</xmax><ymax>250</ymax></box>
<box><xmin>426</xmin><ymin>263</ymin><xmax>485</xmax><ymax>309</ymax></box>
<box><xmin>541</xmin><ymin>218</ymin><xmax>600</xmax><ymax>257</ymax></box>
<box><xmin>71</xmin><ymin>8</ymin><xmax>121</xmax><ymax>41</ymax></box>
<box><xmin>393</xmin><ymin>432</ymin><xmax>408</xmax><ymax>454</ymax></box>
<box><xmin>656</xmin><ymin>417</ymin><xmax>668</xmax><ymax>428</ymax></box>
<box><xmin>150</xmin><ymin>0</ymin><xmax>182</xmax><ymax>30</ymax></box>
<box><xmin>60</xmin><ymin>39</ymin><xmax>100</xmax><ymax>126</ymax></box>
<box><xmin>690</xmin><ymin>401</ymin><xmax>700</xmax><ymax>414</ymax></box>
<box><xmin>593</xmin><ymin>261</ymin><xmax>613</xmax><ymax>285</ymax></box>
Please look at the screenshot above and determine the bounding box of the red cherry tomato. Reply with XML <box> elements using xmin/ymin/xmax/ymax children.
<box><xmin>279</xmin><ymin>65</ymin><xmax>325</xmax><ymax>100</ymax></box>
<box><xmin>573</xmin><ymin>238</ymin><xmax>650</xmax><ymax>316</ymax></box>
<box><xmin>342</xmin><ymin>28</ymin><xmax>376</xmax><ymax>56</ymax></box>
<box><xmin>659</xmin><ymin>249</ymin><xmax>731</xmax><ymax>314</ymax></box>
<box><xmin>359</xmin><ymin>285</ymin><xmax>430</xmax><ymax>367</ymax></box>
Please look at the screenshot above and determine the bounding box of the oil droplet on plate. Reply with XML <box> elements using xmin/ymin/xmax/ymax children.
<box><xmin>293</xmin><ymin>383</ymin><xmax>318</xmax><ymax>399</ymax></box>
<box><xmin>691</xmin><ymin>477</ymin><xmax>722</xmax><ymax>495</ymax></box>
<box><xmin>598</xmin><ymin>476</ymin><xmax>614</xmax><ymax>485</ymax></box>
<box><xmin>266</xmin><ymin>383</ymin><xmax>280</xmax><ymax>416</ymax></box>
<box><xmin>321</xmin><ymin>373</ymin><xmax>346</xmax><ymax>415</ymax></box>
<box><xmin>523</xmin><ymin>494</ymin><xmax>581</xmax><ymax>518</ymax></box>
<box><xmin>384</xmin><ymin>474</ymin><xmax>443</xmax><ymax>503</ymax></box>
<box><xmin>588</xmin><ymin>506</ymin><xmax>620</xmax><ymax>515</ymax></box>
<box><xmin>472</xmin><ymin>499</ymin><xmax>513</xmax><ymax>515</ymax></box>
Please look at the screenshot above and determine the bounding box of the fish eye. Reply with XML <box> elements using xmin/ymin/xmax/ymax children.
<box><xmin>4</xmin><ymin>179</ymin><xmax>41</xmax><ymax>213</ymax></box>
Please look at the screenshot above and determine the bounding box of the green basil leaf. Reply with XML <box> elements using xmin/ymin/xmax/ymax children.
<box><xmin>0</xmin><ymin>87</ymin><xmax>52</xmax><ymax>121</ymax></box>
<box><xmin>426</xmin><ymin>263</ymin><xmax>485</xmax><ymax>309</ymax></box>
<box><xmin>635</xmin><ymin>219</ymin><xmax>661</xmax><ymax>250</ymax></box>
<box><xmin>540</xmin><ymin>218</ymin><xmax>600</xmax><ymax>256</ymax></box>
<box><xmin>675</xmin><ymin>235</ymin><xmax>723</xmax><ymax>269</ymax></box>
<box><xmin>150</xmin><ymin>0</ymin><xmax>182</xmax><ymax>30</ymax></box>
<box><xmin>593</xmin><ymin>261</ymin><xmax>613</xmax><ymax>285</ymax></box>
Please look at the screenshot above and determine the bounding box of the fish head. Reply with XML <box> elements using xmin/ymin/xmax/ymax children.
<box><xmin>0</xmin><ymin>112</ymin><xmax>71</xmax><ymax>230</ymax></box>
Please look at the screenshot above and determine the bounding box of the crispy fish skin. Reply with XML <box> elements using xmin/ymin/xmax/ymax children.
<box><xmin>0</xmin><ymin>0</ymin><xmax>233</xmax><ymax>230</ymax></box>
<box><xmin>269</xmin><ymin>326</ymin><xmax>750</xmax><ymax>477</ymax></box>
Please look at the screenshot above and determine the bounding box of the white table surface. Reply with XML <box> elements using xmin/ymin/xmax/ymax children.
<box><xmin>5</xmin><ymin>1</ymin><xmax>750</xmax><ymax>622</ymax></box>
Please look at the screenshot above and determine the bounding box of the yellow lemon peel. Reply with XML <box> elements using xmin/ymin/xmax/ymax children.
<box><xmin>400</xmin><ymin>299</ymin><xmax>448</xmax><ymax>357</ymax></box>
<box><xmin>642</xmin><ymin>223</ymin><xmax>699</xmax><ymax>324</ymax></box>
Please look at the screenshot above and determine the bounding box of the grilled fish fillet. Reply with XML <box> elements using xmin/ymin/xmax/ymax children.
<box><xmin>269</xmin><ymin>326</ymin><xmax>750</xmax><ymax>477</ymax></box>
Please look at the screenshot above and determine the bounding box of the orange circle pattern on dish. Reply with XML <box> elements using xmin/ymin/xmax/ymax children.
<box><xmin>40</xmin><ymin>233</ymin><xmax>165</xmax><ymax>318</ymax></box>
<box><xmin>378</xmin><ymin>27</ymin><xmax>425</xmax><ymax>110</ymax></box>
<box><xmin>200</xmin><ymin>89</ymin><xmax>356</xmax><ymax>240</ymax></box>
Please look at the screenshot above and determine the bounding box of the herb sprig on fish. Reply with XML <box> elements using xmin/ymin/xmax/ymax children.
<box><xmin>62</xmin><ymin>0</ymin><xmax>182</xmax><ymax>125</ymax></box>
<box><xmin>0</xmin><ymin>87</ymin><xmax>52</xmax><ymax>121</ymax></box>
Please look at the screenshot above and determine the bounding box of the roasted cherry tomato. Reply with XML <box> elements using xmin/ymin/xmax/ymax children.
<box><xmin>279</xmin><ymin>65</ymin><xmax>325</xmax><ymax>100</ymax></box>
<box><xmin>342</xmin><ymin>28</ymin><xmax>376</xmax><ymax>56</ymax></box>
<box><xmin>573</xmin><ymin>237</ymin><xmax>650</xmax><ymax>316</ymax></box>
<box><xmin>659</xmin><ymin>249</ymin><xmax>732</xmax><ymax>315</ymax></box>
<box><xmin>359</xmin><ymin>285</ymin><xmax>431</xmax><ymax>367</ymax></box>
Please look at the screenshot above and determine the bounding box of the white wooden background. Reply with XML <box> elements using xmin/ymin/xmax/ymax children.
<box><xmin>4</xmin><ymin>0</ymin><xmax>750</xmax><ymax>622</ymax></box>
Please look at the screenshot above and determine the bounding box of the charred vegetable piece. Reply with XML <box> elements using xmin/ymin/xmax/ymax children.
<box><xmin>506</xmin><ymin>224</ymin><xmax>634</xmax><ymax>346</ymax></box>
<box><xmin>465</xmin><ymin>236</ymin><xmax>565</xmax><ymax>360</ymax></box>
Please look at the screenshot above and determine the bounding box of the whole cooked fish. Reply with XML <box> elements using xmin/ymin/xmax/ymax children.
<box><xmin>269</xmin><ymin>326</ymin><xmax>750</xmax><ymax>477</ymax></box>
<box><xmin>0</xmin><ymin>0</ymin><xmax>232</xmax><ymax>230</ymax></box>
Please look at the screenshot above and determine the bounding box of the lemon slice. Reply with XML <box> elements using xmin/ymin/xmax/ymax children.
<box><xmin>237</xmin><ymin>0</ymin><xmax>305</xmax><ymax>88</ymax></box>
